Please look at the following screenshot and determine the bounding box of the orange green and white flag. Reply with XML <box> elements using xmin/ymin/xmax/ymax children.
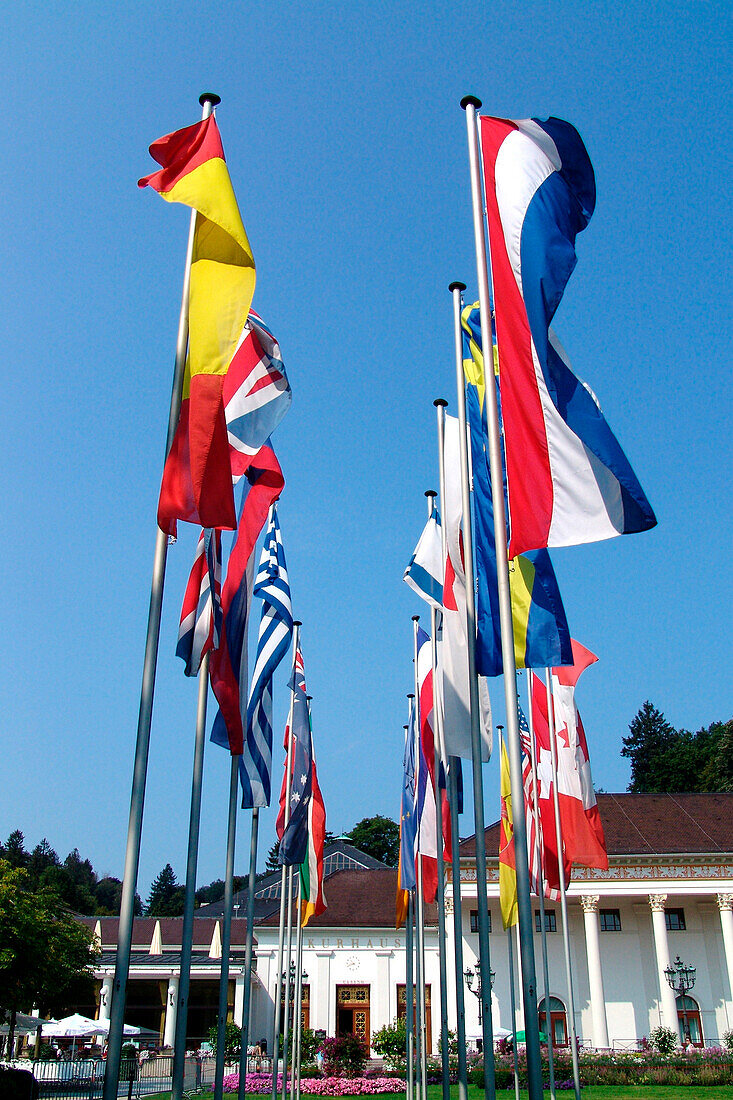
<box><xmin>299</xmin><ymin>750</ymin><xmax>327</xmax><ymax>927</ymax></box>
<box><xmin>499</xmin><ymin>737</ymin><xmax>518</xmax><ymax>929</ymax></box>
<box><xmin>139</xmin><ymin>112</ymin><xmax>256</xmax><ymax>536</ymax></box>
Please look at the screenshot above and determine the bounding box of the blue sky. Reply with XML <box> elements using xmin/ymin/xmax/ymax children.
<box><xmin>1</xmin><ymin>1</ymin><xmax>730</xmax><ymax>898</ymax></box>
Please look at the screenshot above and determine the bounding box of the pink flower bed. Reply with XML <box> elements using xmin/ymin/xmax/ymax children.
<box><xmin>221</xmin><ymin>1074</ymin><xmax>404</xmax><ymax>1095</ymax></box>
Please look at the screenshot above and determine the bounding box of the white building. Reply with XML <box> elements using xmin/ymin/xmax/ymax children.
<box><xmin>83</xmin><ymin>794</ymin><xmax>733</xmax><ymax>1053</ymax></box>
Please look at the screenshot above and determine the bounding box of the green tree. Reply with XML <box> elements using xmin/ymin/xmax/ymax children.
<box><xmin>146</xmin><ymin>864</ymin><xmax>185</xmax><ymax>916</ymax></box>
<box><xmin>621</xmin><ymin>702</ymin><xmax>679</xmax><ymax>792</ymax></box>
<box><xmin>623</xmin><ymin>703</ymin><xmax>732</xmax><ymax>793</ymax></box>
<box><xmin>346</xmin><ymin>815</ymin><xmax>400</xmax><ymax>867</ymax></box>
<box><xmin>698</xmin><ymin>720</ymin><xmax>733</xmax><ymax>792</ymax></box>
<box><xmin>27</xmin><ymin>839</ymin><xmax>60</xmax><ymax>888</ymax></box>
<box><xmin>371</xmin><ymin>1017</ymin><xmax>407</xmax><ymax>1069</ymax></box>
<box><xmin>208</xmin><ymin>1019</ymin><xmax>241</xmax><ymax>1059</ymax></box>
<box><xmin>0</xmin><ymin>860</ymin><xmax>99</xmax><ymax>1053</ymax></box>
<box><xmin>0</xmin><ymin>831</ymin><xmax>29</xmax><ymax>869</ymax></box>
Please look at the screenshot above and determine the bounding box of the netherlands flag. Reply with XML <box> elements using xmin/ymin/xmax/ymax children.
<box><xmin>176</xmin><ymin>528</ymin><xmax>222</xmax><ymax>677</ymax></box>
<box><xmin>479</xmin><ymin>115</ymin><xmax>657</xmax><ymax>558</ymax></box>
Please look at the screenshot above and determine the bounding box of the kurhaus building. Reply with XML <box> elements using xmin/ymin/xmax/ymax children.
<box><xmin>81</xmin><ymin>795</ymin><xmax>733</xmax><ymax>1053</ymax></box>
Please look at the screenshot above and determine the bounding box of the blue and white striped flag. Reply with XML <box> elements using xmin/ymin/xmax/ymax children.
<box><xmin>239</xmin><ymin>505</ymin><xmax>294</xmax><ymax>807</ymax></box>
<box><xmin>404</xmin><ymin>511</ymin><xmax>443</xmax><ymax>610</ymax></box>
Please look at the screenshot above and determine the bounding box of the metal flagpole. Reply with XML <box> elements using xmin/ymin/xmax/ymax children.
<box><xmin>460</xmin><ymin>93</ymin><xmax>544</xmax><ymax>1099</ymax></box>
<box><xmin>526</xmin><ymin>674</ymin><xmax>557</xmax><ymax>1100</ymax></box>
<box><xmin>270</xmin><ymin>622</ymin><xmax>300</xmax><ymax>1100</ymax></box>
<box><xmin>410</xmin><ymin>632</ymin><xmax>430</xmax><ymax>1100</ymax></box>
<box><xmin>425</xmin><ymin>489</ymin><xmax>451</xmax><ymax>1100</ymax></box>
<box><xmin>545</xmin><ymin>669</ymin><xmax>582</xmax><ymax>1100</ymax></box>
<box><xmin>408</xmin><ymin>691</ymin><xmax>423</xmax><ymax>1100</ymax></box>
<box><xmin>434</xmin><ymin>399</ymin><xmax>468</xmax><ymax>1100</ymax></box>
<box><xmin>448</xmin><ymin>280</ymin><xmax>497</xmax><ymax>1100</ymax></box>
<box><xmin>280</xmin><ymin>867</ymin><xmax>295</xmax><ymax>1100</ymax></box>
<box><xmin>506</xmin><ymin>930</ymin><xmax>521</xmax><ymax>1100</ymax></box>
<box><xmin>214</xmin><ymin>754</ymin><xmax>242</xmax><ymax>1100</ymax></box>
<box><xmin>237</xmin><ymin>805</ymin><xmax>260</xmax><ymax>1100</ymax></box>
<box><xmin>291</xmin><ymin>878</ymin><xmax>304</xmax><ymax>1100</ymax></box>
<box><xmin>172</xmin><ymin>652</ymin><xmax>210</xmax><ymax>1100</ymax></box>
<box><xmin>102</xmin><ymin>90</ymin><xmax>220</xmax><ymax>1100</ymax></box>
<box><xmin>406</xmin><ymin>884</ymin><xmax>415</xmax><ymax>1100</ymax></box>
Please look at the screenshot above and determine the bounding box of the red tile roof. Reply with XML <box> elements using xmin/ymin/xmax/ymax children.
<box><xmin>460</xmin><ymin>792</ymin><xmax>733</xmax><ymax>858</ymax></box>
<box><xmin>260</xmin><ymin>869</ymin><xmax>438</xmax><ymax>928</ymax></box>
<box><xmin>79</xmin><ymin>916</ymin><xmax>252</xmax><ymax>948</ymax></box>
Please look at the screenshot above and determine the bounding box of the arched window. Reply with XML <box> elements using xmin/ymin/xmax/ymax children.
<box><xmin>676</xmin><ymin>994</ymin><xmax>703</xmax><ymax>1047</ymax></box>
<box><xmin>538</xmin><ymin>996</ymin><xmax>568</xmax><ymax>1047</ymax></box>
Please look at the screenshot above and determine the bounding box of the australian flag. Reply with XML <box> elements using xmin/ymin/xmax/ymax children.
<box><xmin>279</xmin><ymin>645</ymin><xmax>313</xmax><ymax>866</ymax></box>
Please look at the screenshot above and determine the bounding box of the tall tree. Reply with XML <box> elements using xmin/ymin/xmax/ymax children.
<box><xmin>0</xmin><ymin>831</ymin><xmax>29</xmax><ymax>869</ymax></box>
<box><xmin>0</xmin><ymin>860</ymin><xmax>99</xmax><ymax>1053</ymax></box>
<box><xmin>146</xmin><ymin>864</ymin><xmax>185</xmax><ymax>916</ymax></box>
<box><xmin>346</xmin><ymin>816</ymin><xmax>400</xmax><ymax>867</ymax></box>
<box><xmin>621</xmin><ymin>702</ymin><xmax>678</xmax><ymax>792</ymax></box>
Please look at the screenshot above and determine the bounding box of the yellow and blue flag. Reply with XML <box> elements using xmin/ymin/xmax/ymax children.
<box><xmin>462</xmin><ymin>303</ymin><xmax>572</xmax><ymax>675</ymax></box>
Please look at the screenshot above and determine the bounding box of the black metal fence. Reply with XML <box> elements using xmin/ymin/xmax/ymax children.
<box><xmin>2</xmin><ymin>1055</ymin><xmax>249</xmax><ymax>1099</ymax></box>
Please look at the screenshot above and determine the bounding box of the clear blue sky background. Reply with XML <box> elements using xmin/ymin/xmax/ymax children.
<box><xmin>1</xmin><ymin>1</ymin><xmax>730</xmax><ymax>900</ymax></box>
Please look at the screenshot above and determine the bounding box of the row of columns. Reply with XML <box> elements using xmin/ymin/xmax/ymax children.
<box><xmin>581</xmin><ymin>892</ymin><xmax>733</xmax><ymax>1045</ymax></box>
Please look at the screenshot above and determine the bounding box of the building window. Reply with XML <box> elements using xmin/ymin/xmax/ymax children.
<box><xmin>600</xmin><ymin>909</ymin><xmax>622</xmax><ymax>932</ymax></box>
<box><xmin>469</xmin><ymin>910</ymin><xmax>492</xmax><ymax>934</ymax></box>
<box><xmin>665</xmin><ymin>908</ymin><xmax>686</xmax><ymax>931</ymax></box>
<box><xmin>535</xmin><ymin>910</ymin><xmax>556</xmax><ymax>933</ymax></box>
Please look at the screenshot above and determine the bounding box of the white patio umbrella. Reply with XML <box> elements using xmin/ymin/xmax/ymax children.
<box><xmin>42</xmin><ymin>1014</ymin><xmax>108</xmax><ymax>1038</ymax></box>
<box><xmin>0</xmin><ymin>1011</ymin><xmax>56</xmax><ymax>1035</ymax></box>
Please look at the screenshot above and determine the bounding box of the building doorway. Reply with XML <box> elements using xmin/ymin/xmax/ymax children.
<box><xmin>538</xmin><ymin>996</ymin><xmax>568</xmax><ymax>1047</ymax></box>
<box><xmin>676</xmin><ymin>995</ymin><xmax>703</xmax><ymax>1046</ymax></box>
<box><xmin>397</xmin><ymin>984</ymin><xmax>432</xmax><ymax>1054</ymax></box>
<box><xmin>335</xmin><ymin>986</ymin><xmax>370</xmax><ymax>1050</ymax></box>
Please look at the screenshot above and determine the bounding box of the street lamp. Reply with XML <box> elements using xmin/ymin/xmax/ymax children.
<box><xmin>664</xmin><ymin>955</ymin><xmax>696</xmax><ymax>1044</ymax></box>
<box><xmin>464</xmin><ymin>959</ymin><xmax>495</xmax><ymax>1025</ymax></box>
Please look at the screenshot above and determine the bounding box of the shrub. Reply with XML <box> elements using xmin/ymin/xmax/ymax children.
<box><xmin>649</xmin><ymin>1025</ymin><xmax>678</xmax><ymax>1053</ymax></box>
<box><xmin>723</xmin><ymin>1029</ymin><xmax>733</xmax><ymax>1052</ymax></box>
<box><xmin>300</xmin><ymin>1028</ymin><xmax>319</xmax><ymax>1067</ymax></box>
<box><xmin>318</xmin><ymin>1035</ymin><xmax>367</xmax><ymax>1078</ymax></box>
<box><xmin>371</xmin><ymin>1018</ymin><xmax>406</xmax><ymax>1070</ymax></box>
<box><xmin>208</xmin><ymin>1020</ymin><xmax>242</xmax><ymax>1059</ymax></box>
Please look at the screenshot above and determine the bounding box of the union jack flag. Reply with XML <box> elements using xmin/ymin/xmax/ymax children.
<box><xmin>176</xmin><ymin>528</ymin><xmax>222</xmax><ymax>677</ymax></box>
<box><xmin>224</xmin><ymin>311</ymin><xmax>292</xmax><ymax>486</ymax></box>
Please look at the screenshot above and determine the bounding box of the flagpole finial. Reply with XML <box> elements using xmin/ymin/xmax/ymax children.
<box><xmin>425</xmin><ymin>489</ymin><xmax>437</xmax><ymax>498</ymax></box>
<box><xmin>433</xmin><ymin>398</ymin><xmax>448</xmax><ymax>408</ymax></box>
<box><xmin>293</xmin><ymin>620</ymin><xmax>302</xmax><ymax>627</ymax></box>
<box><xmin>449</xmin><ymin>281</ymin><xmax>467</xmax><ymax>293</ymax></box>
<box><xmin>412</xmin><ymin>615</ymin><xmax>420</xmax><ymax>623</ymax></box>
<box><xmin>460</xmin><ymin>95</ymin><xmax>482</xmax><ymax>111</ymax></box>
<box><xmin>407</xmin><ymin>693</ymin><xmax>415</xmax><ymax>699</ymax></box>
<box><xmin>199</xmin><ymin>92</ymin><xmax>221</xmax><ymax>107</ymax></box>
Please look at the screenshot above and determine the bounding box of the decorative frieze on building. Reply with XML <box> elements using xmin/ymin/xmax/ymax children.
<box><xmin>454</xmin><ymin>861</ymin><xmax>733</xmax><ymax>884</ymax></box>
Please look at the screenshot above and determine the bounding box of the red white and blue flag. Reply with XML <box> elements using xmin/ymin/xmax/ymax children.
<box><xmin>210</xmin><ymin>443</ymin><xmax>284</xmax><ymax>755</ymax></box>
<box><xmin>176</xmin><ymin>528</ymin><xmax>222</xmax><ymax>677</ymax></box>
<box><xmin>479</xmin><ymin>116</ymin><xmax>656</xmax><ymax>558</ymax></box>
<box><xmin>225</xmin><ymin>311</ymin><xmax>291</xmax><ymax>486</ymax></box>
<box><xmin>415</xmin><ymin>627</ymin><xmax>438</xmax><ymax>903</ymax></box>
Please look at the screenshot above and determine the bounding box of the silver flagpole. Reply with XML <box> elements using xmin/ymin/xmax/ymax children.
<box><xmin>406</xmin><ymin>882</ymin><xmax>415</xmax><ymax>1100</ymax></box>
<box><xmin>448</xmin><ymin>281</ymin><xmax>496</xmax><ymax>1100</ymax></box>
<box><xmin>214</xmin><ymin>754</ymin><xmax>242</xmax><ymax>1100</ymax></box>
<box><xmin>425</xmin><ymin>489</ymin><xmax>451</xmax><ymax>1100</ymax></box>
<box><xmin>172</xmin><ymin>652</ymin><xmax>211</xmax><ymax>1100</ymax></box>
<box><xmin>460</xmin><ymin>93</ymin><xmax>544</xmax><ymax>1099</ymax></box>
<box><xmin>434</xmin><ymin>398</ymin><xmax>468</xmax><ymax>1100</ymax></box>
<box><xmin>545</xmin><ymin>670</ymin><xmax>582</xmax><ymax>1100</ymax></box>
<box><xmin>506</xmin><ymin>929</ymin><xmax>520</xmax><ymax>1100</ymax></box>
<box><xmin>280</xmin><ymin>870</ymin><xmax>295</xmax><ymax>1100</ymax></box>
<box><xmin>270</xmin><ymin>623</ymin><xmax>300</xmax><ymax>1100</ymax></box>
<box><xmin>410</xmin><ymin>628</ymin><xmax>430</xmax><ymax>1100</ymax></box>
<box><xmin>237</xmin><ymin>805</ymin><xmax>260</xmax><ymax>1100</ymax></box>
<box><xmin>525</xmin><ymin>674</ymin><xmax>556</xmax><ymax>1100</ymax></box>
<box><xmin>103</xmin><ymin>90</ymin><xmax>220</xmax><ymax>1100</ymax></box>
<box><xmin>408</xmin><ymin>690</ymin><xmax>423</xmax><ymax>1100</ymax></box>
<box><xmin>291</xmin><ymin>877</ymin><xmax>304</xmax><ymax>1100</ymax></box>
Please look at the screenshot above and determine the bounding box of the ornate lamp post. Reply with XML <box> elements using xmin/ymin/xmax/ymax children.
<box><xmin>664</xmin><ymin>955</ymin><xmax>696</xmax><ymax>1044</ymax></box>
<box><xmin>464</xmin><ymin>959</ymin><xmax>496</xmax><ymax>1026</ymax></box>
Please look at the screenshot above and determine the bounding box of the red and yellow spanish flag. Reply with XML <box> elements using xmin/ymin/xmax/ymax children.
<box><xmin>139</xmin><ymin>114</ymin><xmax>256</xmax><ymax>536</ymax></box>
<box><xmin>499</xmin><ymin>738</ymin><xmax>519</xmax><ymax>929</ymax></box>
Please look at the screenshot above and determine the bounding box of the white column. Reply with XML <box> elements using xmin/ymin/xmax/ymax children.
<box><xmin>648</xmin><ymin>894</ymin><xmax>678</xmax><ymax>1033</ymax></box>
<box><xmin>314</xmin><ymin>952</ymin><xmax>332</xmax><ymax>1033</ymax></box>
<box><xmin>374</xmin><ymin>951</ymin><xmax>393</xmax><ymax>1035</ymax></box>
<box><xmin>163</xmin><ymin>976</ymin><xmax>179</xmax><ymax>1049</ymax></box>
<box><xmin>234</xmin><ymin>974</ymin><xmax>246</xmax><ymax>1027</ymax></box>
<box><xmin>580</xmin><ymin>896</ymin><xmax>609</xmax><ymax>1048</ymax></box>
<box><xmin>717</xmin><ymin>893</ymin><xmax>733</xmax><ymax>1009</ymax></box>
<box><xmin>99</xmin><ymin>976</ymin><xmax>113</xmax><ymax>1023</ymax></box>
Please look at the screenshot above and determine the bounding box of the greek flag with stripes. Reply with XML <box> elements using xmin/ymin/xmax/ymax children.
<box><xmin>239</xmin><ymin>505</ymin><xmax>293</xmax><ymax>807</ymax></box>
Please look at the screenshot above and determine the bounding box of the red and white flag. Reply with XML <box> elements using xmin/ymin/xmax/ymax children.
<box><xmin>531</xmin><ymin>641</ymin><xmax>608</xmax><ymax>871</ymax></box>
